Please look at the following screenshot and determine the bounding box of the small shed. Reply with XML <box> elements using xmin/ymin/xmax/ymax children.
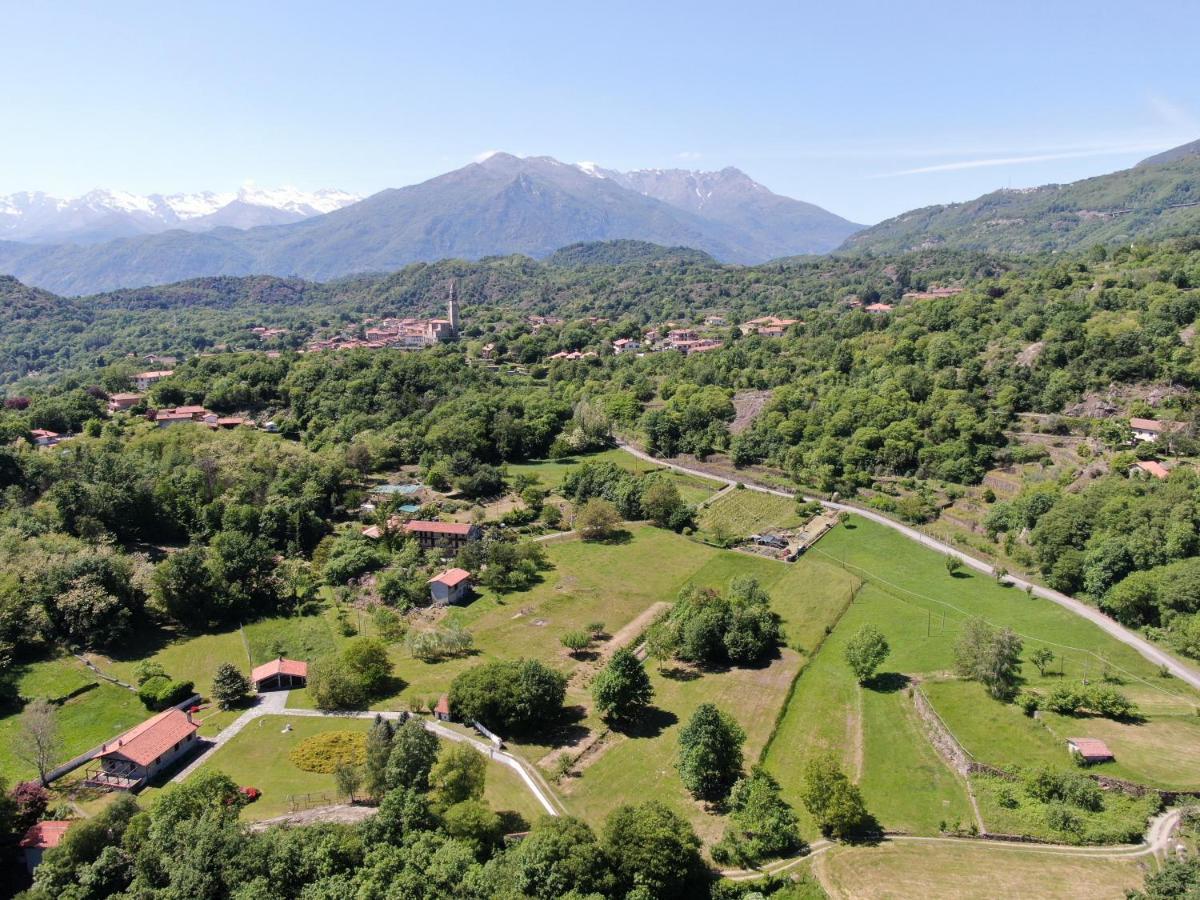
<box><xmin>20</xmin><ymin>820</ymin><xmax>71</xmax><ymax>873</ymax></box>
<box><xmin>434</xmin><ymin>695</ymin><xmax>451</xmax><ymax>722</ymax></box>
<box><xmin>1068</xmin><ymin>737</ymin><xmax>1114</xmax><ymax>764</ymax></box>
<box><xmin>428</xmin><ymin>568</ymin><xmax>472</xmax><ymax>606</ymax></box>
<box><xmin>252</xmin><ymin>657</ymin><xmax>308</xmax><ymax>692</ymax></box>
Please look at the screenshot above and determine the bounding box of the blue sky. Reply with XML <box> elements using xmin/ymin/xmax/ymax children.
<box><xmin>3</xmin><ymin>0</ymin><xmax>1199</xmax><ymax>223</ymax></box>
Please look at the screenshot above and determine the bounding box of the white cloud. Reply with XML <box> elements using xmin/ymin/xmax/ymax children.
<box><xmin>1147</xmin><ymin>94</ymin><xmax>1200</xmax><ymax>136</ymax></box>
<box><xmin>473</xmin><ymin>150</ymin><xmax>503</xmax><ymax>163</ymax></box>
<box><xmin>676</xmin><ymin>151</ymin><xmax>702</xmax><ymax>161</ymax></box>
<box><xmin>871</xmin><ymin>142</ymin><xmax>1173</xmax><ymax>178</ymax></box>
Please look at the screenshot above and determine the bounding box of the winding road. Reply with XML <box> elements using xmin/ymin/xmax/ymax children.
<box><xmin>617</xmin><ymin>441</ymin><xmax>1200</xmax><ymax>691</ymax></box>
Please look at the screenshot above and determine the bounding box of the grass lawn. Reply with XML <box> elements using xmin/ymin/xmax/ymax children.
<box><xmin>507</xmin><ymin>449</ymin><xmax>722</xmax><ymax>504</ymax></box>
<box><xmin>557</xmin><ymin>550</ymin><xmax>859</xmax><ymax>846</ymax></box>
<box><xmin>189</xmin><ymin>714</ymin><xmax>543</xmax><ymax>824</ymax></box>
<box><xmin>698</xmin><ymin>489</ymin><xmax>802</xmax><ymax>538</ymax></box>
<box><xmin>813</xmin><ymin>840</ymin><xmax>1145</xmax><ymax>900</ymax></box>
<box><xmin>763</xmin><ymin>584</ymin><xmax>974</xmax><ymax>839</ymax></box>
<box><xmin>98</xmin><ymin>609</ymin><xmax>352</xmax><ymax>699</ymax></box>
<box><xmin>344</xmin><ymin>526</ymin><xmax>784</xmax><ymax>710</ymax></box>
<box><xmin>0</xmin><ymin>681</ymin><xmax>147</xmax><ymax>783</ymax></box>
<box><xmin>13</xmin><ymin>655</ymin><xmax>96</xmax><ymax>700</ymax></box>
<box><xmin>806</xmin><ymin>516</ymin><xmax>1200</xmax><ymax>792</ymax></box>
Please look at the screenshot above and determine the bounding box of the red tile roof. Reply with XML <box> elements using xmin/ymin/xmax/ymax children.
<box><xmin>98</xmin><ymin>708</ymin><xmax>197</xmax><ymax>767</ymax></box>
<box><xmin>1069</xmin><ymin>737</ymin><xmax>1113</xmax><ymax>759</ymax></box>
<box><xmin>1135</xmin><ymin>460</ymin><xmax>1170</xmax><ymax>479</ymax></box>
<box><xmin>404</xmin><ymin>520</ymin><xmax>474</xmax><ymax>536</ymax></box>
<box><xmin>19</xmin><ymin>820</ymin><xmax>71</xmax><ymax>849</ymax></box>
<box><xmin>361</xmin><ymin>525</ymin><xmax>383</xmax><ymax>540</ymax></box>
<box><xmin>435</xmin><ymin>695</ymin><xmax>451</xmax><ymax>716</ymax></box>
<box><xmin>251</xmin><ymin>658</ymin><xmax>308</xmax><ymax>683</ymax></box>
<box><xmin>429</xmin><ymin>567</ymin><xmax>471</xmax><ymax>587</ymax></box>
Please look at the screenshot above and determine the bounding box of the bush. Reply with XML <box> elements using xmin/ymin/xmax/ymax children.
<box><xmin>138</xmin><ymin>676</ymin><xmax>194</xmax><ymax>711</ymax></box>
<box><xmin>1042</xmin><ymin>682</ymin><xmax>1139</xmax><ymax>720</ymax></box>
<box><xmin>448</xmin><ymin>658</ymin><xmax>566</xmax><ymax>734</ymax></box>
<box><xmin>406</xmin><ymin>626</ymin><xmax>474</xmax><ymax>661</ymax></box>
<box><xmin>288</xmin><ymin>730</ymin><xmax>367</xmax><ymax>773</ymax></box>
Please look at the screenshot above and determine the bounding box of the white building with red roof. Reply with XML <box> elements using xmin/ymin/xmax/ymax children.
<box><xmin>429</xmin><ymin>567</ymin><xmax>472</xmax><ymax>605</ymax></box>
<box><xmin>251</xmin><ymin>657</ymin><xmax>308</xmax><ymax>692</ymax></box>
<box><xmin>20</xmin><ymin>820</ymin><xmax>71</xmax><ymax>873</ymax></box>
<box><xmin>403</xmin><ymin>520</ymin><xmax>481</xmax><ymax>552</ymax></box>
<box><xmin>84</xmin><ymin>707</ymin><xmax>199</xmax><ymax>791</ymax></box>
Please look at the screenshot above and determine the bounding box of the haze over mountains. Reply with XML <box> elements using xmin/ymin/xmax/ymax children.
<box><xmin>0</xmin><ymin>186</ymin><xmax>361</xmax><ymax>245</ymax></box>
<box><xmin>845</xmin><ymin>140</ymin><xmax>1200</xmax><ymax>255</ymax></box>
<box><xmin>0</xmin><ymin>154</ymin><xmax>861</xmax><ymax>294</ymax></box>
<box><xmin>3</xmin><ymin>140</ymin><xmax>1200</xmax><ymax>295</ymax></box>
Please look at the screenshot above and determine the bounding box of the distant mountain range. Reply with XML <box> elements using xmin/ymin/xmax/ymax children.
<box><xmin>0</xmin><ymin>186</ymin><xmax>361</xmax><ymax>245</ymax></box>
<box><xmin>0</xmin><ymin>154</ymin><xmax>861</xmax><ymax>294</ymax></box>
<box><xmin>843</xmin><ymin>139</ymin><xmax>1200</xmax><ymax>255</ymax></box>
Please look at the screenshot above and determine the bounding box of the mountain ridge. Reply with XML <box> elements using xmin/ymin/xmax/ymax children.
<box><xmin>843</xmin><ymin>138</ymin><xmax>1200</xmax><ymax>255</ymax></box>
<box><xmin>0</xmin><ymin>154</ymin><xmax>860</xmax><ymax>294</ymax></box>
<box><xmin>0</xmin><ymin>185</ymin><xmax>361</xmax><ymax>244</ymax></box>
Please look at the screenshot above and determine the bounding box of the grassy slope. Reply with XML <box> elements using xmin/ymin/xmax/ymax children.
<box><xmin>186</xmin><ymin>715</ymin><xmax>543</xmax><ymax>824</ymax></box>
<box><xmin>507</xmin><ymin>448</ymin><xmax>722</xmax><ymax>504</ymax></box>
<box><xmin>815</xmin><ymin>841</ymin><xmax>1144</xmax><ymax>900</ymax></box>
<box><xmin>810</xmin><ymin>516</ymin><xmax>1200</xmax><ymax>790</ymax></box>
<box><xmin>698</xmin><ymin>489</ymin><xmax>802</xmax><ymax>537</ymax></box>
<box><xmin>559</xmin><ymin>549</ymin><xmax>858</xmax><ymax>846</ymax></box>
<box><xmin>763</xmin><ymin>583</ymin><xmax>975</xmax><ymax>838</ymax></box>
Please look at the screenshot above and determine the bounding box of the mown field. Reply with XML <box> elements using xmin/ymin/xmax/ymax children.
<box><xmin>507</xmin><ymin>448</ymin><xmax>723</xmax><ymax>505</ymax></box>
<box><xmin>555</xmin><ymin>549</ymin><xmax>859</xmax><ymax>845</ymax></box>
<box><xmin>185</xmin><ymin>715</ymin><xmax>545</xmax><ymax>824</ymax></box>
<box><xmin>698</xmin><ymin>488</ymin><xmax>802</xmax><ymax>538</ymax></box>
<box><xmin>813</xmin><ymin>840</ymin><xmax>1145</xmax><ymax>900</ymax></box>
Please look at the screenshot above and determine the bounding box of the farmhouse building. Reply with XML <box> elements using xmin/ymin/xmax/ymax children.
<box><xmin>403</xmin><ymin>520</ymin><xmax>481</xmax><ymax>552</ymax></box>
<box><xmin>84</xmin><ymin>708</ymin><xmax>199</xmax><ymax>791</ymax></box>
<box><xmin>739</xmin><ymin>315</ymin><xmax>799</xmax><ymax>335</ymax></box>
<box><xmin>19</xmin><ymin>820</ymin><xmax>71</xmax><ymax>873</ymax></box>
<box><xmin>434</xmin><ymin>695</ymin><xmax>452</xmax><ymax>721</ymax></box>
<box><xmin>30</xmin><ymin>429</ymin><xmax>61</xmax><ymax>447</ymax></box>
<box><xmin>864</xmin><ymin>302</ymin><xmax>895</xmax><ymax>314</ymax></box>
<box><xmin>1130</xmin><ymin>460</ymin><xmax>1170</xmax><ymax>480</ymax></box>
<box><xmin>1067</xmin><ymin>737</ymin><xmax>1114</xmax><ymax>764</ymax></box>
<box><xmin>252</xmin><ymin>657</ymin><xmax>308</xmax><ymax>692</ymax></box>
<box><xmin>1130</xmin><ymin>418</ymin><xmax>1183</xmax><ymax>443</ymax></box>
<box><xmin>106</xmin><ymin>392</ymin><xmax>144</xmax><ymax>412</ymax></box>
<box><xmin>429</xmin><ymin>567</ymin><xmax>472</xmax><ymax>605</ymax></box>
<box><xmin>134</xmin><ymin>370</ymin><xmax>173</xmax><ymax>391</ymax></box>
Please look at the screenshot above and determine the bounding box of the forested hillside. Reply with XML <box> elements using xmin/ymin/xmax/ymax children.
<box><xmin>845</xmin><ymin>151</ymin><xmax>1200</xmax><ymax>255</ymax></box>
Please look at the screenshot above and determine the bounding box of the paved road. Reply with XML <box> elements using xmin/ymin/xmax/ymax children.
<box><xmin>617</xmin><ymin>441</ymin><xmax>1200</xmax><ymax>690</ymax></box>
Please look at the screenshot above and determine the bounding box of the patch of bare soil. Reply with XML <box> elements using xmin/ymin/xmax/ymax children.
<box><xmin>1063</xmin><ymin>383</ymin><xmax>1188</xmax><ymax>418</ymax></box>
<box><xmin>248</xmin><ymin>804</ymin><xmax>375</xmax><ymax>831</ymax></box>
<box><xmin>848</xmin><ymin>683</ymin><xmax>865</xmax><ymax>782</ymax></box>
<box><xmin>730</xmin><ymin>390</ymin><xmax>773</xmax><ymax>434</ymax></box>
<box><xmin>1015</xmin><ymin>341</ymin><xmax>1044</xmax><ymax>367</ymax></box>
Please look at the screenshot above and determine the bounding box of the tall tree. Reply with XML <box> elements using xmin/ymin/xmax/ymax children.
<box><xmin>15</xmin><ymin>699</ymin><xmax>61</xmax><ymax>786</ymax></box>
<box><xmin>676</xmin><ymin>703</ymin><xmax>745</xmax><ymax>802</ymax></box>
<box><xmin>601</xmin><ymin>801</ymin><xmax>705</xmax><ymax>900</ymax></box>
<box><xmin>799</xmin><ymin>753</ymin><xmax>870</xmax><ymax>839</ymax></box>
<box><xmin>428</xmin><ymin>743</ymin><xmax>487</xmax><ymax>810</ymax></box>
<box><xmin>843</xmin><ymin>624</ymin><xmax>890</xmax><ymax>684</ymax></box>
<box><xmin>591</xmin><ymin>647</ymin><xmax>653</xmax><ymax>723</ymax></box>
<box><xmin>954</xmin><ymin>617</ymin><xmax>1024</xmax><ymax>700</ymax></box>
<box><xmin>364</xmin><ymin>715</ymin><xmax>395</xmax><ymax>800</ymax></box>
<box><xmin>210</xmin><ymin>663</ymin><xmax>249</xmax><ymax>710</ymax></box>
<box><xmin>385</xmin><ymin>717</ymin><xmax>440</xmax><ymax>793</ymax></box>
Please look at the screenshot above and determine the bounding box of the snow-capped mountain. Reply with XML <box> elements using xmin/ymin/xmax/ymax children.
<box><xmin>0</xmin><ymin>185</ymin><xmax>361</xmax><ymax>244</ymax></box>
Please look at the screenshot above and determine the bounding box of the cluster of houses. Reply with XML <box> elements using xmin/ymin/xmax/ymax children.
<box><xmin>151</xmin><ymin>405</ymin><xmax>250</xmax><ymax>430</ymax></box>
<box><xmin>360</xmin><ymin>517</ymin><xmax>482</xmax><ymax>604</ymax></box>
<box><xmin>305</xmin><ymin>293</ymin><xmax>461</xmax><ymax>353</ymax></box>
